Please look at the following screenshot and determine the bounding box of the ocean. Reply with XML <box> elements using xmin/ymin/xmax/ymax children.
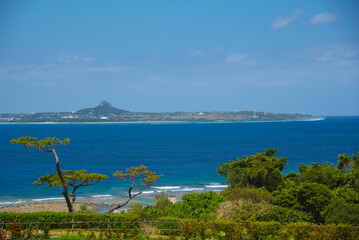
<box><xmin>0</xmin><ymin>116</ymin><xmax>359</xmax><ymax>208</ymax></box>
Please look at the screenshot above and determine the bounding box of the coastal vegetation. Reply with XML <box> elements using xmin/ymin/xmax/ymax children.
<box><xmin>10</xmin><ymin>137</ymin><xmax>73</xmax><ymax>212</ymax></box>
<box><xmin>106</xmin><ymin>165</ymin><xmax>162</xmax><ymax>214</ymax></box>
<box><xmin>2</xmin><ymin>143</ymin><xmax>359</xmax><ymax>239</ymax></box>
<box><xmin>33</xmin><ymin>170</ymin><xmax>108</xmax><ymax>204</ymax></box>
<box><xmin>10</xmin><ymin>137</ymin><xmax>162</xmax><ymax>214</ymax></box>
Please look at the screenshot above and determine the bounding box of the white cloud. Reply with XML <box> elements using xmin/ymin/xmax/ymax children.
<box><xmin>225</xmin><ymin>54</ymin><xmax>255</xmax><ymax>65</ymax></box>
<box><xmin>317</xmin><ymin>47</ymin><xmax>357</xmax><ymax>62</ymax></box>
<box><xmin>190</xmin><ymin>50</ymin><xmax>204</xmax><ymax>57</ymax></box>
<box><xmin>270</xmin><ymin>9</ymin><xmax>303</xmax><ymax>29</ymax></box>
<box><xmin>309</xmin><ymin>12</ymin><xmax>337</xmax><ymax>25</ymax></box>
<box><xmin>58</xmin><ymin>55</ymin><xmax>95</xmax><ymax>63</ymax></box>
<box><xmin>225</xmin><ymin>54</ymin><xmax>247</xmax><ymax>63</ymax></box>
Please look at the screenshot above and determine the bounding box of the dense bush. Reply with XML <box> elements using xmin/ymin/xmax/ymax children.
<box><xmin>263</xmin><ymin>205</ymin><xmax>314</xmax><ymax>224</ymax></box>
<box><xmin>325</xmin><ymin>203</ymin><xmax>359</xmax><ymax>225</ymax></box>
<box><xmin>220</xmin><ymin>187</ymin><xmax>272</xmax><ymax>203</ymax></box>
<box><xmin>178</xmin><ymin>191</ymin><xmax>225</xmax><ymax>219</ymax></box>
<box><xmin>284</xmin><ymin>162</ymin><xmax>345</xmax><ymax>189</ymax></box>
<box><xmin>216</xmin><ymin>200</ymin><xmax>272</xmax><ymax>222</ymax></box>
<box><xmin>181</xmin><ymin>220</ymin><xmax>206</xmax><ymax>240</ymax></box>
<box><xmin>273</xmin><ymin>182</ymin><xmax>333</xmax><ymax>223</ymax></box>
<box><xmin>0</xmin><ymin>212</ymin><xmax>140</xmax><ymax>230</ymax></box>
<box><xmin>217</xmin><ymin>149</ymin><xmax>287</xmax><ymax>190</ymax></box>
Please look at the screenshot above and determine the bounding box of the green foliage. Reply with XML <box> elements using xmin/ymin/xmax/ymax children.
<box><xmin>107</xmin><ymin>165</ymin><xmax>162</xmax><ymax>213</ymax></box>
<box><xmin>209</xmin><ymin>220</ymin><xmax>245</xmax><ymax>240</ymax></box>
<box><xmin>273</xmin><ymin>182</ymin><xmax>333</xmax><ymax>223</ymax></box>
<box><xmin>10</xmin><ymin>135</ymin><xmax>73</xmax><ymax>212</ymax></box>
<box><xmin>246</xmin><ymin>221</ymin><xmax>281</xmax><ymax>240</ymax></box>
<box><xmin>263</xmin><ymin>205</ymin><xmax>314</xmax><ymax>224</ymax></box>
<box><xmin>220</xmin><ymin>187</ymin><xmax>272</xmax><ymax>203</ymax></box>
<box><xmin>0</xmin><ymin>212</ymin><xmax>140</xmax><ymax>230</ymax></box>
<box><xmin>338</xmin><ymin>152</ymin><xmax>359</xmax><ymax>189</ymax></box>
<box><xmin>216</xmin><ymin>199</ymin><xmax>273</xmax><ymax>222</ymax></box>
<box><xmin>126</xmin><ymin>201</ymin><xmax>144</xmax><ymax>215</ymax></box>
<box><xmin>33</xmin><ymin>170</ymin><xmax>108</xmax><ymax>203</ymax></box>
<box><xmin>154</xmin><ymin>191</ymin><xmax>171</xmax><ymax>209</ymax></box>
<box><xmin>217</xmin><ymin>149</ymin><xmax>287</xmax><ymax>190</ymax></box>
<box><xmin>156</xmin><ymin>217</ymin><xmax>182</xmax><ymax>236</ymax></box>
<box><xmin>284</xmin><ymin>162</ymin><xmax>345</xmax><ymax>189</ymax></box>
<box><xmin>10</xmin><ymin>136</ymin><xmax>69</xmax><ymax>150</ymax></box>
<box><xmin>217</xmin><ymin>199</ymin><xmax>313</xmax><ymax>224</ymax></box>
<box><xmin>113</xmin><ymin>165</ymin><xmax>161</xmax><ymax>186</ymax></box>
<box><xmin>181</xmin><ymin>220</ymin><xmax>206</xmax><ymax>240</ymax></box>
<box><xmin>180</xmin><ymin>191</ymin><xmax>225</xmax><ymax>219</ymax></box>
<box><xmin>332</xmin><ymin>185</ymin><xmax>359</xmax><ymax>204</ymax></box>
<box><xmin>325</xmin><ymin>202</ymin><xmax>359</xmax><ymax>225</ymax></box>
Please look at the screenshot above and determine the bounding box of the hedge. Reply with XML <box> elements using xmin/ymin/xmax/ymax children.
<box><xmin>0</xmin><ymin>212</ymin><xmax>141</xmax><ymax>230</ymax></box>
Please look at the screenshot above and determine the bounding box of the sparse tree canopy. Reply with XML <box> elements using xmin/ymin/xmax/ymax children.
<box><xmin>10</xmin><ymin>136</ymin><xmax>70</xmax><ymax>150</ymax></box>
<box><xmin>106</xmin><ymin>165</ymin><xmax>162</xmax><ymax>213</ymax></box>
<box><xmin>337</xmin><ymin>152</ymin><xmax>359</xmax><ymax>189</ymax></box>
<box><xmin>217</xmin><ymin>148</ymin><xmax>287</xmax><ymax>190</ymax></box>
<box><xmin>10</xmin><ymin>136</ymin><xmax>73</xmax><ymax>212</ymax></box>
<box><xmin>34</xmin><ymin>170</ymin><xmax>108</xmax><ymax>203</ymax></box>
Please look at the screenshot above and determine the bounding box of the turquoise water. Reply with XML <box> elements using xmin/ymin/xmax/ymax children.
<box><xmin>0</xmin><ymin>116</ymin><xmax>358</xmax><ymax>207</ymax></box>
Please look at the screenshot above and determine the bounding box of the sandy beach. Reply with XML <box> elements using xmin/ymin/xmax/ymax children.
<box><xmin>0</xmin><ymin>202</ymin><xmax>99</xmax><ymax>213</ymax></box>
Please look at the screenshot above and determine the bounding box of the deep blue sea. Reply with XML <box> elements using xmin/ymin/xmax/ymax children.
<box><xmin>1</xmin><ymin>116</ymin><xmax>359</xmax><ymax>207</ymax></box>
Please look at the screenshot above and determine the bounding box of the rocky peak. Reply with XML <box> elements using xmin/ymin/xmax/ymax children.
<box><xmin>98</xmin><ymin>100</ymin><xmax>112</xmax><ymax>108</ymax></box>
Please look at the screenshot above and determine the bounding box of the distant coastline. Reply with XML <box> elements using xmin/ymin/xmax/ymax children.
<box><xmin>0</xmin><ymin>100</ymin><xmax>315</xmax><ymax>123</ymax></box>
<box><xmin>0</xmin><ymin>117</ymin><xmax>324</xmax><ymax>125</ymax></box>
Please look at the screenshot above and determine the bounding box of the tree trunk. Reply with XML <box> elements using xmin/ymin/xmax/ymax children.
<box><xmin>52</xmin><ymin>149</ymin><xmax>73</xmax><ymax>213</ymax></box>
<box><xmin>70</xmin><ymin>192</ymin><xmax>76</xmax><ymax>204</ymax></box>
<box><xmin>106</xmin><ymin>198</ymin><xmax>132</xmax><ymax>214</ymax></box>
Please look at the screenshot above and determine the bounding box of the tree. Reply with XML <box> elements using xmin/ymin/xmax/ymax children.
<box><xmin>179</xmin><ymin>191</ymin><xmax>225</xmax><ymax>219</ymax></box>
<box><xmin>284</xmin><ymin>162</ymin><xmax>345</xmax><ymax>189</ymax></box>
<box><xmin>154</xmin><ymin>191</ymin><xmax>171</xmax><ymax>209</ymax></box>
<box><xmin>10</xmin><ymin>136</ymin><xmax>73</xmax><ymax>212</ymax></box>
<box><xmin>106</xmin><ymin>165</ymin><xmax>162</xmax><ymax>213</ymax></box>
<box><xmin>337</xmin><ymin>152</ymin><xmax>359</xmax><ymax>189</ymax></box>
<box><xmin>34</xmin><ymin>170</ymin><xmax>108</xmax><ymax>203</ymax></box>
<box><xmin>217</xmin><ymin>148</ymin><xmax>287</xmax><ymax>190</ymax></box>
<box><xmin>273</xmin><ymin>182</ymin><xmax>333</xmax><ymax>223</ymax></box>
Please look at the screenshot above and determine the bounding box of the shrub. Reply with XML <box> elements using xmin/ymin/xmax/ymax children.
<box><xmin>181</xmin><ymin>220</ymin><xmax>206</xmax><ymax>240</ymax></box>
<box><xmin>325</xmin><ymin>203</ymin><xmax>359</xmax><ymax>225</ymax></box>
<box><xmin>273</xmin><ymin>182</ymin><xmax>333</xmax><ymax>223</ymax></box>
<box><xmin>216</xmin><ymin>200</ymin><xmax>272</xmax><ymax>222</ymax></box>
<box><xmin>154</xmin><ymin>191</ymin><xmax>171</xmax><ymax>209</ymax></box>
<box><xmin>220</xmin><ymin>187</ymin><xmax>272</xmax><ymax>203</ymax></box>
<box><xmin>180</xmin><ymin>191</ymin><xmax>225</xmax><ymax>219</ymax></box>
<box><xmin>127</xmin><ymin>201</ymin><xmax>144</xmax><ymax>215</ymax></box>
<box><xmin>263</xmin><ymin>205</ymin><xmax>314</xmax><ymax>224</ymax></box>
<box><xmin>245</xmin><ymin>221</ymin><xmax>281</xmax><ymax>240</ymax></box>
<box><xmin>0</xmin><ymin>212</ymin><xmax>141</xmax><ymax>230</ymax></box>
<box><xmin>209</xmin><ymin>220</ymin><xmax>246</xmax><ymax>240</ymax></box>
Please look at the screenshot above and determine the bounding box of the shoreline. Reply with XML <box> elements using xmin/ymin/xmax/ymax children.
<box><xmin>0</xmin><ymin>117</ymin><xmax>324</xmax><ymax>125</ymax></box>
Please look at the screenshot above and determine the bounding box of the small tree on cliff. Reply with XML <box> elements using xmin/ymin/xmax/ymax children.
<box><xmin>10</xmin><ymin>136</ymin><xmax>74</xmax><ymax>212</ymax></box>
<box><xmin>34</xmin><ymin>170</ymin><xmax>108</xmax><ymax>203</ymax></box>
<box><xmin>106</xmin><ymin>165</ymin><xmax>162</xmax><ymax>213</ymax></box>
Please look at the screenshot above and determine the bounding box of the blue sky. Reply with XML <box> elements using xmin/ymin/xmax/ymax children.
<box><xmin>0</xmin><ymin>0</ymin><xmax>358</xmax><ymax>115</ymax></box>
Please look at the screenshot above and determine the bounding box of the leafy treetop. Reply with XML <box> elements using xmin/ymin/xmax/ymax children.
<box><xmin>10</xmin><ymin>136</ymin><xmax>70</xmax><ymax>152</ymax></box>
<box><xmin>217</xmin><ymin>148</ymin><xmax>287</xmax><ymax>190</ymax></box>
<box><xmin>113</xmin><ymin>165</ymin><xmax>162</xmax><ymax>193</ymax></box>
<box><xmin>34</xmin><ymin>170</ymin><xmax>108</xmax><ymax>189</ymax></box>
<box><xmin>34</xmin><ymin>170</ymin><xmax>108</xmax><ymax>203</ymax></box>
<box><xmin>106</xmin><ymin>165</ymin><xmax>162</xmax><ymax>213</ymax></box>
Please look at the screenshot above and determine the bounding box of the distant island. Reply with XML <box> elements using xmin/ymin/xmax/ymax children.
<box><xmin>0</xmin><ymin>100</ymin><xmax>315</xmax><ymax>123</ymax></box>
